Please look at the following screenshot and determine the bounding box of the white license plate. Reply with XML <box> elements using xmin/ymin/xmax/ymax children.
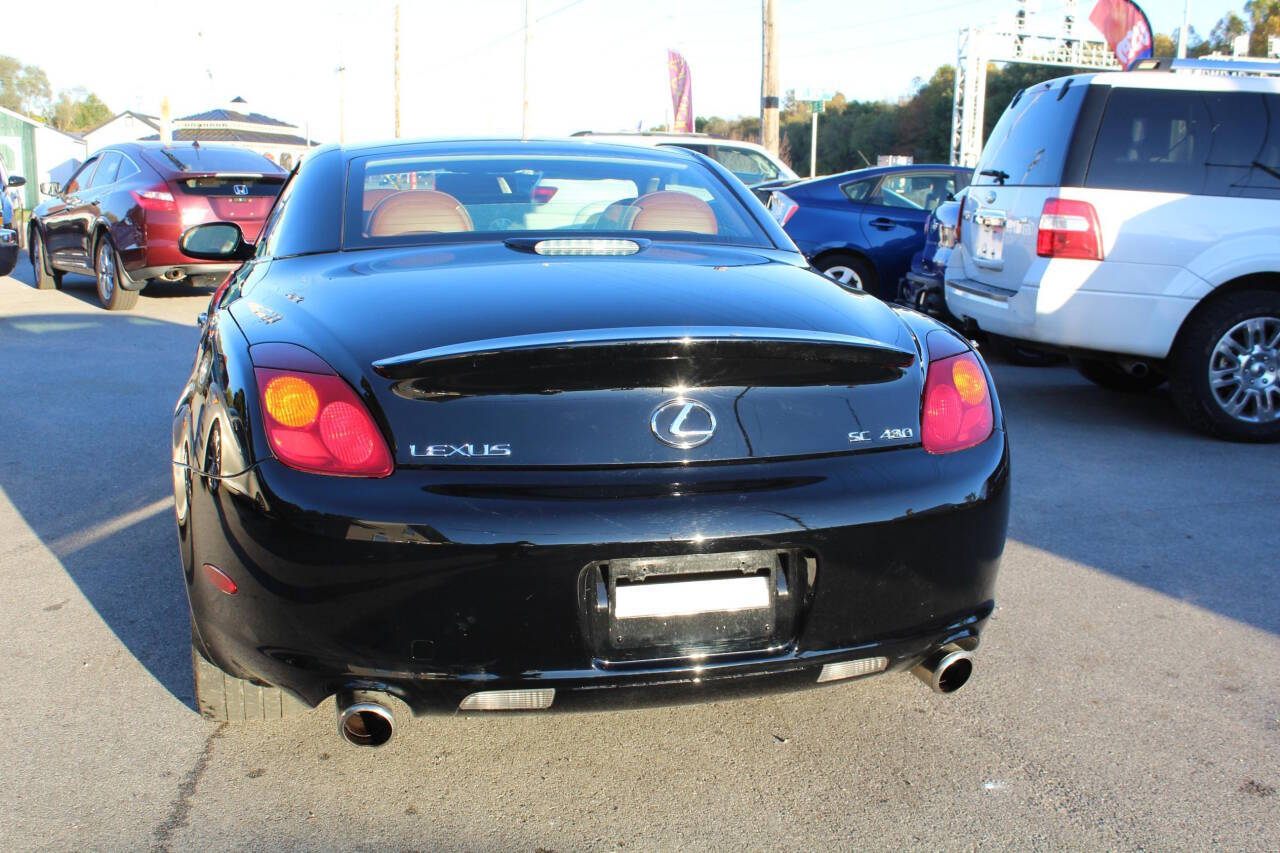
<box><xmin>975</xmin><ymin>219</ymin><xmax>1005</xmax><ymax>262</ymax></box>
<box><xmin>614</xmin><ymin>575</ymin><xmax>771</xmax><ymax>620</ymax></box>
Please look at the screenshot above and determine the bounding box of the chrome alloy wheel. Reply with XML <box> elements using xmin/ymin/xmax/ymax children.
<box><xmin>96</xmin><ymin>241</ymin><xmax>117</xmax><ymax>303</ymax></box>
<box><xmin>1209</xmin><ymin>315</ymin><xmax>1280</xmax><ymax>423</ymax></box>
<box><xmin>822</xmin><ymin>265</ymin><xmax>863</xmax><ymax>290</ymax></box>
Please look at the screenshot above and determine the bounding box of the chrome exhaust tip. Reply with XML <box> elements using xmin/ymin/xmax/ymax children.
<box><xmin>336</xmin><ymin>691</ymin><xmax>397</xmax><ymax>748</ymax></box>
<box><xmin>912</xmin><ymin>644</ymin><xmax>975</xmax><ymax>694</ymax></box>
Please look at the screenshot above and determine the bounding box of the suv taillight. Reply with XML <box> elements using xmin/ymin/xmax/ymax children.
<box><xmin>921</xmin><ymin>351</ymin><xmax>994</xmax><ymax>454</ymax></box>
<box><xmin>1036</xmin><ymin>198</ymin><xmax>1102</xmax><ymax>260</ymax></box>
<box><xmin>256</xmin><ymin>367</ymin><xmax>393</xmax><ymax>477</ymax></box>
<box><xmin>130</xmin><ymin>184</ymin><xmax>176</xmax><ymax>212</ymax></box>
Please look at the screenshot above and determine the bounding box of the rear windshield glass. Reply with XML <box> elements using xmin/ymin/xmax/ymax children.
<box><xmin>974</xmin><ymin>82</ymin><xmax>1087</xmax><ymax>186</ymax></box>
<box><xmin>142</xmin><ymin>145</ymin><xmax>285</xmax><ymax>174</ymax></box>
<box><xmin>1086</xmin><ymin>89</ymin><xmax>1280</xmax><ymax>199</ymax></box>
<box><xmin>343</xmin><ymin>152</ymin><xmax>771</xmax><ymax>249</ymax></box>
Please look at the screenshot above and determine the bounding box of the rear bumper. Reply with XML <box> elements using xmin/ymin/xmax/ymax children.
<box><xmin>182</xmin><ymin>434</ymin><xmax>1010</xmax><ymax>714</ymax></box>
<box><xmin>944</xmin><ymin>262</ymin><xmax>1199</xmax><ymax>359</ymax></box>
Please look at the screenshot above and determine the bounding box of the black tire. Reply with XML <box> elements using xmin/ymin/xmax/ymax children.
<box><xmin>1071</xmin><ymin>356</ymin><xmax>1166</xmax><ymax>392</ymax></box>
<box><xmin>0</xmin><ymin>248</ymin><xmax>16</xmax><ymax>277</ymax></box>
<box><xmin>815</xmin><ymin>253</ymin><xmax>878</xmax><ymax>294</ymax></box>
<box><xmin>30</xmin><ymin>227</ymin><xmax>63</xmax><ymax>290</ymax></box>
<box><xmin>987</xmin><ymin>335</ymin><xmax>1066</xmax><ymax>367</ymax></box>
<box><xmin>94</xmin><ymin>234</ymin><xmax>139</xmax><ymax>311</ymax></box>
<box><xmin>192</xmin><ymin>640</ymin><xmax>307</xmax><ymax>722</ymax></box>
<box><xmin>1169</xmin><ymin>290</ymin><xmax>1280</xmax><ymax>442</ymax></box>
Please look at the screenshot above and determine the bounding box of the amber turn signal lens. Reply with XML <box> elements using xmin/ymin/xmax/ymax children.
<box><xmin>951</xmin><ymin>358</ymin><xmax>988</xmax><ymax>406</ymax></box>
<box><xmin>264</xmin><ymin>375</ymin><xmax>320</xmax><ymax>428</ymax></box>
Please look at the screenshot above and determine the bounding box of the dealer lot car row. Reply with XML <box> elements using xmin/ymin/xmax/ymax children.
<box><xmin>173</xmin><ymin>140</ymin><xmax>1009</xmax><ymax>745</ymax></box>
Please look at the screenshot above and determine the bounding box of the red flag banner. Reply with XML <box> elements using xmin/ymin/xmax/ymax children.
<box><xmin>1090</xmin><ymin>0</ymin><xmax>1154</xmax><ymax>68</ymax></box>
<box><xmin>667</xmin><ymin>49</ymin><xmax>693</xmax><ymax>133</ymax></box>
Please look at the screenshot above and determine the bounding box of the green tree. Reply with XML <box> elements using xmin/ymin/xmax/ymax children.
<box><xmin>46</xmin><ymin>88</ymin><xmax>113</xmax><ymax>133</ymax></box>
<box><xmin>0</xmin><ymin>55</ymin><xmax>52</xmax><ymax>118</ymax></box>
<box><xmin>1246</xmin><ymin>0</ymin><xmax>1280</xmax><ymax>55</ymax></box>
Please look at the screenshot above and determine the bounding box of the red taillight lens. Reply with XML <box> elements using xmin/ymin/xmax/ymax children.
<box><xmin>1036</xmin><ymin>198</ymin><xmax>1102</xmax><ymax>260</ymax></box>
<box><xmin>256</xmin><ymin>367</ymin><xmax>393</xmax><ymax>477</ymax></box>
<box><xmin>922</xmin><ymin>351</ymin><xmax>994</xmax><ymax>454</ymax></box>
<box><xmin>532</xmin><ymin>186</ymin><xmax>558</xmax><ymax>205</ymax></box>
<box><xmin>955</xmin><ymin>193</ymin><xmax>965</xmax><ymax>245</ymax></box>
<box><xmin>131</xmin><ymin>184</ymin><xmax>177</xmax><ymax>212</ymax></box>
<box><xmin>769</xmin><ymin>191</ymin><xmax>799</xmax><ymax>226</ymax></box>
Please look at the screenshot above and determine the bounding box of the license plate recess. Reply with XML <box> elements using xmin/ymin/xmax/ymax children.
<box><xmin>580</xmin><ymin>549</ymin><xmax>810</xmax><ymax>663</ymax></box>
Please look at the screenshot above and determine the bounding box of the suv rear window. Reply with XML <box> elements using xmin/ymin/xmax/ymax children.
<box><xmin>142</xmin><ymin>146</ymin><xmax>285</xmax><ymax>174</ymax></box>
<box><xmin>1085</xmin><ymin>89</ymin><xmax>1280</xmax><ymax>199</ymax></box>
<box><xmin>974</xmin><ymin>82</ymin><xmax>1087</xmax><ymax>186</ymax></box>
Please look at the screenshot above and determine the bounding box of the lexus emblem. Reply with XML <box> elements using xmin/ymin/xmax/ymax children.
<box><xmin>650</xmin><ymin>398</ymin><xmax>716</xmax><ymax>449</ymax></box>
<box><xmin>233</xmin><ymin>184</ymin><xmax>249</xmax><ymax>196</ymax></box>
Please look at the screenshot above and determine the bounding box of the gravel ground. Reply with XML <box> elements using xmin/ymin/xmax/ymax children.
<box><xmin>1</xmin><ymin>255</ymin><xmax>1276</xmax><ymax>851</ymax></box>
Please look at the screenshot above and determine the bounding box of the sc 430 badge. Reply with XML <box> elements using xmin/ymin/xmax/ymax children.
<box><xmin>410</xmin><ymin>443</ymin><xmax>512</xmax><ymax>457</ymax></box>
<box><xmin>848</xmin><ymin>427</ymin><xmax>914</xmax><ymax>443</ymax></box>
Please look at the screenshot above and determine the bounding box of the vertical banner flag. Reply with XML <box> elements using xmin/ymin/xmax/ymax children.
<box><xmin>667</xmin><ymin>49</ymin><xmax>693</xmax><ymax>133</ymax></box>
<box><xmin>1089</xmin><ymin>0</ymin><xmax>1154</xmax><ymax>68</ymax></box>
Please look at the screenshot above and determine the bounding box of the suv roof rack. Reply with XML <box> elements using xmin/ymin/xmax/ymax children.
<box><xmin>1130</xmin><ymin>56</ymin><xmax>1280</xmax><ymax>77</ymax></box>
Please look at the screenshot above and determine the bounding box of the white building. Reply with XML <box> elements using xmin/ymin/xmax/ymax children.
<box><xmin>81</xmin><ymin>111</ymin><xmax>160</xmax><ymax>151</ymax></box>
<box><xmin>0</xmin><ymin>105</ymin><xmax>88</xmax><ymax>210</ymax></box>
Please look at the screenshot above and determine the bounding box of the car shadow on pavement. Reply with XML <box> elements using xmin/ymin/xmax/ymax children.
<box><xmin>986</xmin><ymin>354</ymin><xmax>1280</xmax><ymax>635</ymax></box>
<box><xmin>0</xmin><ymin>269</ymin><xmax>202</xmax><ymax>710</ymax></box>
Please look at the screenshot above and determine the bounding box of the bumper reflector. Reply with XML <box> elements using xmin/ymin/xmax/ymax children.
<box><xmin>817</xmin><ymin>656</ymin><xmax>889</xmax><ymax>683</ymax></box>
<box><xmin>459</xmin><ymin>689</ymin><xmax>555</xmax><ymax>711</ymax></box>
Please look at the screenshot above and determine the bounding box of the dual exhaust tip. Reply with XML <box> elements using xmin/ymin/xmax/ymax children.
<box><xmin>336</xmin><ymin>647</ymin><xmax>974</xmax><ymax>746</ymax></box>
<box><xmin>912</xmin><ymin>644</ymin><xmax>975</xmax><ymax>694</ymax></box>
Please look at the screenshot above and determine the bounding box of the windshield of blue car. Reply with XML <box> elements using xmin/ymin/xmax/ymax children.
<box><xmin>343</xmin><ymin>153</ymin><xmax>772</xmax><ymax>250</ymax></box>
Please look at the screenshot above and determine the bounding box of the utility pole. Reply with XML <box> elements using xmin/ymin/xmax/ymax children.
<box><xmin>522</xmin><ymin>0</ymin><xmax>532</xmax><ymax>139</ymax></box>
<box><xmin>1177</xmin><ymin>0</ymin><xmax>1190</xmax><ymax>58</ymax></box>
<box><xmin>394</xmin><ymin>4</ymin><xmax>401</xmax><ymax>138</ymax></box>
<box><xmin>760</xmin><ymin>0</ymin><xmax>779</xmax><ymax>155</ymax></box>
<box><xmin>809</xmin><ymin>110</ymin><xmax>818</xmax><ymax>178</ymax></box>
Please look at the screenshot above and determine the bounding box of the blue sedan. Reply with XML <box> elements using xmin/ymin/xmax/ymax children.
<box><xmin>767</xmin><ymin>164</ymin><xmax>971</xmax><ymax>299</ymax></box>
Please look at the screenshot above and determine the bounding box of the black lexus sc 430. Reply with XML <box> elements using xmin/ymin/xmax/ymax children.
<box><xmin>173</xmin><ymin>139</ymin><xmax>1009</xmax><ymax>747</ymax></box>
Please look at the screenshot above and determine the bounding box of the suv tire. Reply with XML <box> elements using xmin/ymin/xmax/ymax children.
<box><xmin>1072</xmin><ymin>357</ymin><xmax>1166</xmax><ymax>392</ymax></box>
<box><xmin>1169</xmin><ymin>290</ymin><xmax>1280</xmax><ymax>442</ymax></box>
<box><xmin>31</xmin><ymin>228</ymin><xmax>63</xmax><ymax>290</ymax></box>
<box><xmin>94</xmin><ymin>235</ymin><xmax>139</xmax><ymax>311</ymax></box>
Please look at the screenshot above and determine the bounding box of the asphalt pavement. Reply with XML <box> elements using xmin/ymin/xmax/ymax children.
<box><xmin>1</xmin><ymin>255</ymin><xmax>1277</xmax><ymax>851</ymax></box>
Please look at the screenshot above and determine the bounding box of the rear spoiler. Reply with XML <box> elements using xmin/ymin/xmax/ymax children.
<box><xmin>372</xmin><ymin>326</ymin><xmax>915</xmax><ymax>398</ymax></box>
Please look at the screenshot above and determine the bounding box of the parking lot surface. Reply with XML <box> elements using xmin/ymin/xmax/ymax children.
<box><xmin>1</xmin><ymin>256</ymin><xmax>1277</xmax><ymax>851</ymax></box>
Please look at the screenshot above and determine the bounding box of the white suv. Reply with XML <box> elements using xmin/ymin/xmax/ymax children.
<box><xmin>945</xmin><ymin>58</ymin><xmax>1280</xmax><ymax>441</ymax></box>
<box><xmin>570</xmin><ymin>132</ymin><xmax>798</xmax><ymax>187</ymax></box>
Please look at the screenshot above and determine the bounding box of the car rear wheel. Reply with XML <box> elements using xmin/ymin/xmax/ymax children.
<box><xmin>1071</xmin><ymin>356</ymin><xmax>1166</xmax><ymax>392</ymax></box>
<box><xmin>1170</xmin><ymin>291</ymin><xmax>1280</xmax><ymax>441</ymax></box>
<box><xmin>95</xmin><ymin>236</ymin><xmax>138</xmax><ymax>311</ymax></box>
<box><xmin>816</xmin><ymin>253</ymin><xmax>877</xmax><ymax>294</ymax></box>
<box><xmin>30</xmin><ymin>228</ymin><xmax>62</xmax><ymax>290</ymax></box>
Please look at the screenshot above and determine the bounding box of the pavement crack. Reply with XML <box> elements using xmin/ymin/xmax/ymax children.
<box><xmin>151</xmin><ymin>723</ymin><xmax>226</xmax><ymax>851</ymax></box>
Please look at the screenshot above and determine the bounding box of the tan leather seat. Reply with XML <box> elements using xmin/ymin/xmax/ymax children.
<box><xmin>362</xmin><ymin>188</ymin><xmax>398</xmax><ymax>212</ymax></box>
<box><xmin>367</xmin><ymin>190</ymin><xmax>473</xmax><ymax>237</ymax></box>
<box><xmin>630</xmin><ymin>191</ymin><xmax>718</xmax><ymax>235</ymax></box>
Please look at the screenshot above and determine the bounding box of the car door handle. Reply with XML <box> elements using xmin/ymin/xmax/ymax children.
<box><xmin>869</xmin><ymin>218</ymin><xmax>895</xmax><ymax>230</ymax></box>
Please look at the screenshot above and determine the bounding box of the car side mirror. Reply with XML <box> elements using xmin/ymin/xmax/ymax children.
<box><xmin>8</xmin><ymin>176</ymin><xmax>26</xmax><ymax>188</ymax></box>
<box><xmin>39</xmin><ymin>181</ymin><xmax>60</xmax><ymax>196</ymax></box>
<box><xmin>180</xmin><ymin>222</ymin><xmax>254</xmax><ymax>262</ymax></box>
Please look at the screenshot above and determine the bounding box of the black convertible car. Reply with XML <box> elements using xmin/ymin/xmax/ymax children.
<box><xmin>174</xmin><ymin>139</ymin><xmax>1009</xmax><ymax>747</ymax></box>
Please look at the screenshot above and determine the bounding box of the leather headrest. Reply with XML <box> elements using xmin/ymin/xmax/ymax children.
<box><xmin>367</xmin><ymin>190</ymin><xmax>473</xmax><ymax>237</ymax></box>
<box><xmin>629</xmin><ymin>191</ymin><xmax>718</xmax><ymax>235</ymax></box>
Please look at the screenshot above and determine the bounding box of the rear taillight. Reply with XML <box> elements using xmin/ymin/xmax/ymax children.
<box><xmin>532</xmin><ymin>186</ymin><xmax>557</xmax><ymax>204</ymax></box>
<box><xmin>131</xmin><ymin>184</ymin><xmax>176</xmax><ymax>212</ymax></box>
<box><xmin>255</xmin><ymin>367</ymin><xmax>393</xmax><ymax>477</ymax></box>
<box><xmin>768</xmin><ymin>191</ymin><xmax>799</xmax><ymax>226</ymax></box>
<box><xmin>955</xmin><ymin>193</ymin><xmax>965</xmax><ymax>245</ymax></box>
<box><xmin>1036</xmin><ymin>198</ymin><xmax>1102</xmax><ymax>260</ymax></box>
<box><xmin>921</xmin><ymin>350</ymin><xmax>993</xmax><ymax>454</ymax></box>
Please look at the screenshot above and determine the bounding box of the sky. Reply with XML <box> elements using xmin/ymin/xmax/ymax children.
<box><xmin>6</xmin><ymin>0</ymin><xmax>1229</xmax><ymax>144</ymax></box>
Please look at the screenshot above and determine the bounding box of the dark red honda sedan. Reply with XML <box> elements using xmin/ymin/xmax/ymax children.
<box><xmin>28</xmin><ymin>142</ymin><xmax>285</xmax><ymax>309</ymax></box>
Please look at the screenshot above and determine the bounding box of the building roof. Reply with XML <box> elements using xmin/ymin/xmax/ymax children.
<box><xmin>176</xmin><ymin>108</ymin><xmax>294</xmax><ymax>128</ymax></box>
<box><xmin>0</xmin><ymin>104</ymin><xmax>88</xmax><ymax>141</ymax></box>
<box><xmin>82</xmin><ymin>110</ymin><xmax>160</xmax><ymax>136</ymax></box>
<box><xmin>140</xmin><ymin>128</ymin><xmax>316</xmax><ymax>146</ymax></box>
